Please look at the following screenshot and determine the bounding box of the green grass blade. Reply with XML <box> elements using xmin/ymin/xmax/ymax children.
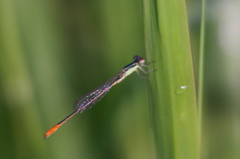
<box><xmin>198</xmin><ymin>0</ymin><xmax>206</xmax><ymax>157</ymax></box>
<box><xmin>143</xmin><ymin>0</ymin><xmax>200</xmax><ymax>159</ymax></box>
<box><xmin>198</xmin><ymin>0</ymin><xmax>206</xmax><ymax>126</ymax></box>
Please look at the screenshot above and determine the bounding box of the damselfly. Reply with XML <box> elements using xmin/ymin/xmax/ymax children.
<box><xmin>44</xmin><ymin>55</ymin><xmax>154</xmax><ymax>139</ymax></box>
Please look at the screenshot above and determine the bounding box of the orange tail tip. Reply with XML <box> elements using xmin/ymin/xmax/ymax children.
<box><xmin>44</xmin><ymin>124</ymin><xmax>61</xmax><ymax>139</ymax></box>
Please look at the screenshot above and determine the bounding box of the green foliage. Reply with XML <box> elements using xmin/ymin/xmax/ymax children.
<box><xmin>143</xmin><ymin>0</ymin><xmax>199</xmax><ymax>159</ymax></box>
<box><xmin>1</xmin><ymin>0</ymin><xmax>239</xmax><ymax>159</ymax></box>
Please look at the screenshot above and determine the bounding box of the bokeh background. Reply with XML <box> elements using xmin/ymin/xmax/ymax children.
<box><xmin>0</xmin><ymin>0</ymin><xmax>239</xmax><ymax>159</ymax></box>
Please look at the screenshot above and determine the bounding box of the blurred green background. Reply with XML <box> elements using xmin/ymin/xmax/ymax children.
<box><xmin>0</xmin><ymin>0</ymin><xmax>239</xmax><ymax>159</ymax></box>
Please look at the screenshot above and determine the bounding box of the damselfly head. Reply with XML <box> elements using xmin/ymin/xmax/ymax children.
<box><xmin>133</xmin><ymin>55</ymin><xmax>145</xmax><ymax>64</ymax></box>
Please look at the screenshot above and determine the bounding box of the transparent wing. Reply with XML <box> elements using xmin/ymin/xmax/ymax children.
<box><xmin>73</xmin><ymin>73</ymin><xmax>122</xmax><ymax>113</ymax></box>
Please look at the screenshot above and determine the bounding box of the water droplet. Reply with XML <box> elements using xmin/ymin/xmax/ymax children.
<box><xmin>174</xmin><ymin>85</ymin><xmax>187</xmax><ymax>95</ymax></box>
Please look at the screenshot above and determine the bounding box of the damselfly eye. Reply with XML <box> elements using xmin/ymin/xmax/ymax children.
<box><xmin>133</xmin><ymin>55</ymin><xmax>144</xmax><ymax>63</ymax></box>
<box><xmin>133</xmin><ymin>55</ymin><xmax>140</xmax><ymax>61</ymax></box>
